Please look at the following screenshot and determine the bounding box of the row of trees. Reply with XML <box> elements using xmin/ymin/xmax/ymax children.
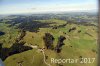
<box><xmin>43</xmin><ymin>33</ymin><xmax>66</xmax><ymax>53</ymax></box>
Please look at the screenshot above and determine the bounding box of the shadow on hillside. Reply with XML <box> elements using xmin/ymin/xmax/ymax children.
<box><xmin>18</xmin><ymin>21</ymin><xmax>55</xmax><ymax>32</ymax></box>
<box><xmin>0</xmin><ymin>31</ymin><xmax>5</xmax><ymax>36</ymax></box>
<box><xmin>0</xmin><ymin>42</ymin><xmax>33</xmax><ymax>61</ymax></box>
<box><xmin>6</xmin><ymin>17</ymin><xmax>55</xmax><ymax>32</ymax></box>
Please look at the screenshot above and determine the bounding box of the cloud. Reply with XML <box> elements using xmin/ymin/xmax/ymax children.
<box><xmin>0</xmin><ymin>0</ymin><xmax>98</xmax><ymax>14</ymax></box>
<box><xmin>29</xmin><ymin>3</ymin><xmax>98</xmax><ymax>12</ymax></box>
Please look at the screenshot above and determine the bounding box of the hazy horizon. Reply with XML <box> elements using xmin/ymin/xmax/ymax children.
<box><xmin>0</xmin><ymin>0</ymin><xmax>98</xmax><ymax>15</ymax></box>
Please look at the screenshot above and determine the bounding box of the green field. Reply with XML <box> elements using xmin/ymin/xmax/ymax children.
<box><xmin>0</xmin><ymin>15</ymin><xmax>98</xmax><ymax>66</ymax></box>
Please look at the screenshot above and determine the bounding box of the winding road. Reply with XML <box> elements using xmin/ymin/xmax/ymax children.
<box><xmin>30</xmin><ymin>45</ymin><xmax>51</xmax><ymax>66</ymax></box>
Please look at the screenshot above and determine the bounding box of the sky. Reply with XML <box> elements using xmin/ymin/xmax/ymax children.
<box><xmin>0</xmin><ymin>0</ymin><xmax>98</xmax><ymax>15</ymax></box>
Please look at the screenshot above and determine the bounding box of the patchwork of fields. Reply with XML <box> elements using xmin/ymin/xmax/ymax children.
<box><xmin>0</xmin><ymin>13</ymin><xmax>98</xmax><ymax>66</ymax></box>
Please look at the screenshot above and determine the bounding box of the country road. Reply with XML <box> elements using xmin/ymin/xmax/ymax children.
<box><xmin>30</xmin><ymin>45</ymin><xmax>51</xmax><ymax>66</ymax></box>
<box><xmin>42</xmin><ymin>50</ymin><xmax>51</xmax><ymax>66</ymax></box>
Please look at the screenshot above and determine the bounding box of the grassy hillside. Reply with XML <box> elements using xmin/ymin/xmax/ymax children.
<box><xmin>0</xmin><ymin>18</ymin><xmax>97</xmax><ymax>66</ymax></box>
